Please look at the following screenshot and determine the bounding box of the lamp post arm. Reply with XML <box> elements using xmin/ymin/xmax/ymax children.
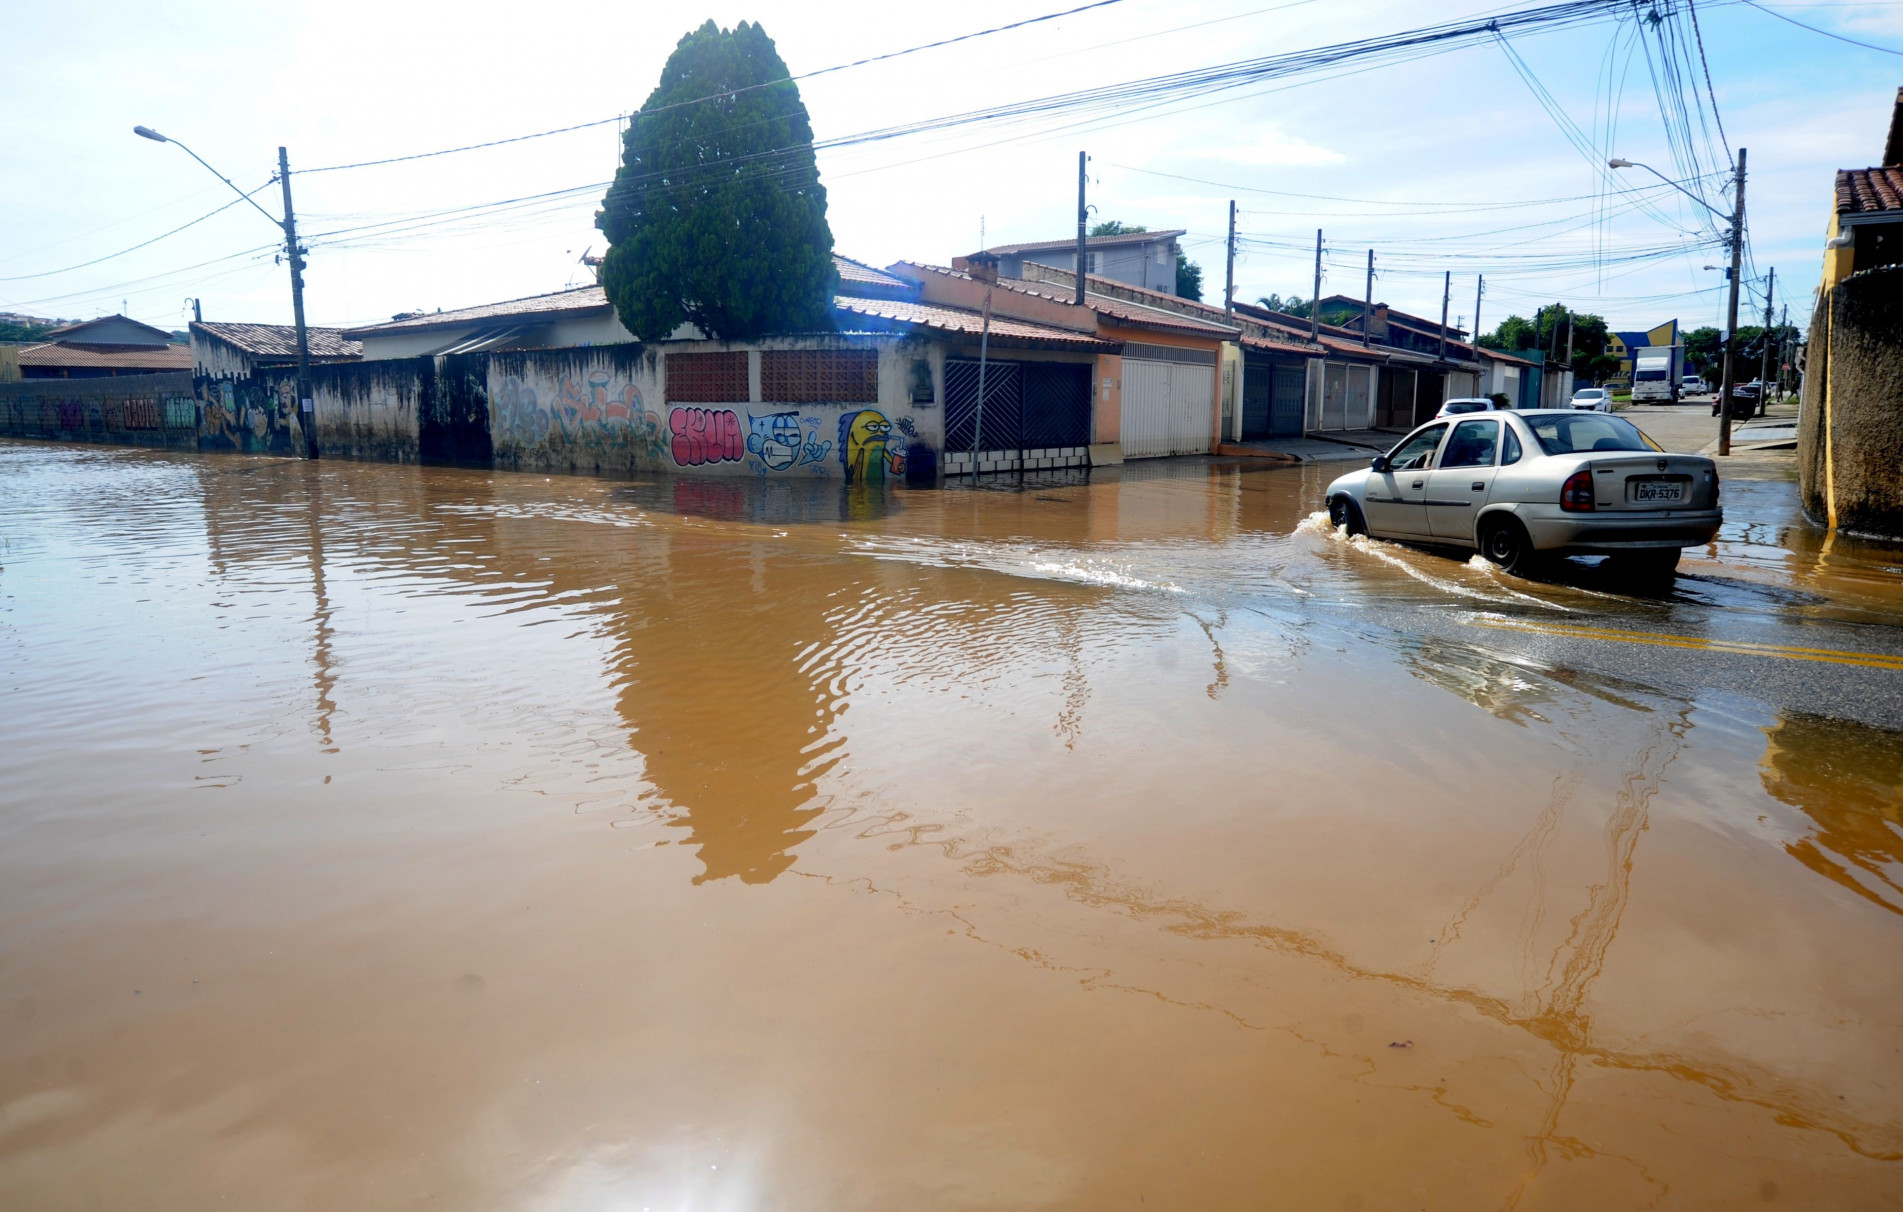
<box><xmin>1610</xmin><ymin>159</ymin><xmax>1732</xmax><ymax>224</ymax></box>
<box><xmin>142</xmin><ymin>130</ymin><xmax>284</xmax><ymax>232</ymax></box>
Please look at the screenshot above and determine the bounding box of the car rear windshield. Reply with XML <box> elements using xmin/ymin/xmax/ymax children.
<box><xmin>1444</xmin><ymin>402</ymin><xmax>1486</xmax><ymax>413</ymax></box>
<box><xmin>1524</xmin><ymin>413</ymin><xmax>1654</xmax><ymax>455</ymax></box>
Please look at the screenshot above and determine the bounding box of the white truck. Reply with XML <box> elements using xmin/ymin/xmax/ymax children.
<box><xmin>1629</xmin><ymin>346</ymin><xmax>1678</xmax><ymax>403</ymax></box>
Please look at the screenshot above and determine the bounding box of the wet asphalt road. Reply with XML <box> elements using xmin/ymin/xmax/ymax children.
<box><xmin>1286</xmin><ymin>400</ymin><xmax>1903</xmax><ymax>732</ymax></box>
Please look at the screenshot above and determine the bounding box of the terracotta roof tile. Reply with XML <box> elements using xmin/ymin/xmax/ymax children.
<box><xmin>834</xmin><ymin>296</ymin><xmax>1116</xmax><ymax>349</ymax></box>
<box><xmin>193</xmin><ymin>322</ymin><xmax>362</xmax><ymax>360</ymax></box>
<box><xmin>891</xmin><ymin>262</ymin><xmax>1237</xmax><ymax>339</ymax></box>
<box><xmin>1837</xmin><ymin>167</ymin><xmax>1903</xmax><ymax>215</ymax></box>
<box><xmin>18</xmin><ymin>343</ymin><xmax>191</xmax><ymax>370</ymax></box>
<box><xmin>832</xmin><ymin>255</ymin><xmax>914</xmax><ymax>293</ymax></box>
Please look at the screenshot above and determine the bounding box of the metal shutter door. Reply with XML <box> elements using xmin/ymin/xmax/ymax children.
<box><xmin>1120</xmin><ymin>359</ymin><xmax>1172</xmax><ymax>458</ymax></box>
<box><xmin>1121</xmin><ymin>359</ymin><xmax>1213</xmax><ymax>458</ymax></box>
<box><xmin>1169</xmin><ymin>363</ymin><xmax>1215</xmax><ymax>455</ymax></box>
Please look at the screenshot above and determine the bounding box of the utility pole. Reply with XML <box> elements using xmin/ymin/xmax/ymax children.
<box><xmin>1224</xmin><ymin>200</ymin><xmax>1237</xmax><ymax>317</ymax></box>
<box><xmin>1758</xmin><ymin>266</ymin><xmax>1775</xmax><ymax>417</ymax></box>
<box><xmin>1310</xmin><ymin>229</ymin><xmax>1322</xmax><ymax>342</ymax></box>
<box><xmin>1362</xmin><ymin>249</ymin><xmax>1374</xmax><ymax>347</ymax></box>
<box><xmin>1438</xmin><ymin>271</ymin><xmax>1450</xmax><ymax>362</ymax></box>
<box><xmin>1778</xmin><ymin>302</ymin><xmax>1790</xmax><ymax>399</ymax></box>
<box><xmin>278</xmin><ymin>147</ymin><xmax>318</xmax><ymax>460</ymax></box>
<box><xmin>191</xmin><ymin>297</ymin><xmax>202</xmax><ymax>323</ymax></box>
<box><xmin>1473</xmin><ymin>275</ymin><xmax>1484</xmax><ymax>347</ymax></box>
<box><xmin>1718</xmin><ymin>147</ymin><xmax>1747</xmax><ymax>456</ymax></box>
<box><xmin>133</xmin><ymin>125</ymin><xmax>317</xmax><ymax>458</ymax></box>
<box><xmin>1074</xmin><ymin>151</ymin><xmax>1088</xmax><ymax>306</ymax></box>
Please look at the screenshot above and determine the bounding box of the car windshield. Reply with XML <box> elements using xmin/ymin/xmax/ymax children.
<box><xmin>1524</xmin><ymin>413</ymin><xmax>1654</xmax><ymax>455</ymax></box>
<box><xmin>1443</xmin><ymin>402</ymin><xmax>1485</xmax><ymax>414</ymax></box>
<box><xmin>1574</xmin><ymin>390</ymin><xmax>1603</xmax><ymax>399</ymax></box>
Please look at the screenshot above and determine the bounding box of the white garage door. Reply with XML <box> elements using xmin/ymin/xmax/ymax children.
<box><xmin>1121</xmin><ymin>358</ymin><xmax>1215</xmax><ymax>458</ymax></box>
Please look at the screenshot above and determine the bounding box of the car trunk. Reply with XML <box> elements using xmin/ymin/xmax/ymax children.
<box><xmin>1586</xmin><ymin>454</ymin><xmax>1716</xmax><ymax>511</ymax></box>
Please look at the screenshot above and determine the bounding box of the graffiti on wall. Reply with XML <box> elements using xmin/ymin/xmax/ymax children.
<box><xmin>745</xmin><ymin>411</ymin><xmax>832</xmax><ymax>473</ymax></box>
<box><xmin>192</xmin><ymin>378</ymin><xmax>299</xmax><ymax>453</ymax></box>
<box><xmin>495</xmin><ymin>372</ymin><xmax>668</xmax><ymax>461</ymax></box>
<box><xmin>671</xmin><ymin>407</ymin><xmax>744</xmax><ymax>467</ymax></box>
<box><xmin>838</xmin><ymin>409</ymin><xmax>912</xmax><ymax>484</ymax></box>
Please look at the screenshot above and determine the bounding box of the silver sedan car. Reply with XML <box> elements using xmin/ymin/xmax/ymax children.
<box><xmin>1324</xmin><ymin>410</ymin><xmax>1721</xmax><ymax>576</ymax></box>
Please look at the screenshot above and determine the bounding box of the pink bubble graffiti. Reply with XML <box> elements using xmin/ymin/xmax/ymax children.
<box><xmin>670</xmin><ymin>408</ymin><xmax>744</xmax><ymax>467</ymax></box>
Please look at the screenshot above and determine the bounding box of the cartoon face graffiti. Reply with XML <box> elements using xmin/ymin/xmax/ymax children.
<box><xmin>746</xmin><ymin>411</ymin><xmax>832</xmax><ymax>473</ymax></box>
<box><xmin>839</xmin><ymin>409</ymin><xmax>905</xmax><ymax>484</ymax></box>
<box><xmin>748</xmin><ymin>411</ymin><xmax>804</xmax><ymax>471</ymax></box>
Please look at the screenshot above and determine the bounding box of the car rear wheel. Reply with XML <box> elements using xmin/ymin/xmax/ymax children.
<box><xmin>1479</xmin><ymin>516</ymin><xmax>1538</xmax><ymax>576</ymax></box>
<box><xmin>1328</xmin><ymin>495</ymin><xmax>1366</xmax><ymax>536</ymax></box>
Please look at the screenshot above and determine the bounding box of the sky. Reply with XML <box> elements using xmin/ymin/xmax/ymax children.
<box><xmin>2</xmin><ymin>0</ymin><xmax>1899</xmax><ymax>339</ymax></box>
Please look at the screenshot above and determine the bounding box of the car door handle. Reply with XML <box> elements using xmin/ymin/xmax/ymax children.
<box><xmin>1471</xmin><ymin>481</ymin><xmax>1485</xmax><ymax>491</ymax></box>
<box><xmin>1412</xmin><ymin>480</ymin><xmax>1424</xmax><ymax>489</ymax></box>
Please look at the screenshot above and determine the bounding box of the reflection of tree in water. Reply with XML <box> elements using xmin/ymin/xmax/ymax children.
<box><xmin>1761</xmin><ymin>712</ymin><xmax>1903</xmax><ymax>917</ymax></box>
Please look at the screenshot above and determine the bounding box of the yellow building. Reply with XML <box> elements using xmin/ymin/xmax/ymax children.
<box><xmin>1606</xmin><ymin>319</ymin><xmax>1680</xmax><ymax>384</ymax></box>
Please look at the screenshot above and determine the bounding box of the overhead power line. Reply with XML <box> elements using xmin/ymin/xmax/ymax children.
<box><xmin>300</xmin><ymin>0</ymin><xmax>1132</xmax><ymax>176</ymax></box>
<box><xmin>0</xmin><ymin>180</ymin><xmax>275</xmax><ymax>283</ymax></box>
<box><xmin>1739</xmin><ymin>0</ymin><xmax>1903</xmax><ymax>54</ymax></box>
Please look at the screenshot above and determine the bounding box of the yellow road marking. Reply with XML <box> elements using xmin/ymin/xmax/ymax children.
<box><xmin>1465</xmin><ymin>616</ymin><xmax>1903</xmax><ymax>672</ymax></box>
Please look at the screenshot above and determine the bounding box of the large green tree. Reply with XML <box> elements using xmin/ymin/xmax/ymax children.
<box><xmin>1478</xmin><ymin>305</ymin><xmax>1617</xmax><ymax>382</ymax></box>
<box><xmin>597</xmin><ymin>21</ymin><xmax>835</xmax><ymax>340</ymax></box>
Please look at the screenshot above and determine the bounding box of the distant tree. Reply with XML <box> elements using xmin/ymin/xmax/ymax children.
<box><xmin>1255</xmin><ymin>293</ymin><xmax>1309</xmax><ymax>317</ymax></box>
<box><xmin>1176</xmin><ymin>252</ymin><xmax>1203</xmax><ymax>301</ymax></box>
<box><xmin>597</xmin><ymin>20</ymin><xmax>835</xmax><ymax>340</ymax></box>
<box><xmin>1090</xmin><ymin>220</ymin><xmax>1146</xmax><ymax>236</ymax></box>
<box><xmin>1682</xmin><ymin>325</ymin><xmax>1722</xmax><ymax>375</ymax></box>
<box><xmin>1477</xmin><ymin>306</ymin><xmax>1617</xmax><ymax>383</ymax></box>
<box><xmin>0</xmin><ymin>320</ymin><xmax>53</xmax><ymax>343</ymax></box>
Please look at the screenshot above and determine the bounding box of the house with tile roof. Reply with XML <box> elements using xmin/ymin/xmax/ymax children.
<box><xmin>895</xmin><ymin>257</ymin><xmax>1236</xmax><ymax>459</ymax></box>
<box><xmin>975</xmin><ymin>229</ymin><xmax>1185</xmax><ymax>296</ymax></box>
<box><xmin>1002</xmin><ymin>260</ymin><xmax>1499</xmax><ymax>436</ymax></box>
<box><xmin>17</xmin><ymin>315</ymin><xmax>192</xmax><ymax>379</ymax></box>
<box><xmin>191</xmin><ymin>322</ymin><xmax>362</xmax><ymax>378</ymax></box>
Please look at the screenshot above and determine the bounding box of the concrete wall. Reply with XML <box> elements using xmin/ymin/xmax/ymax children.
<box><xmin>492</xmin><ymin>336</ymin><xmax>944</xmax><ymax>482</ymax></box>
<box><xmin>0</xmin><ymin>372</ymin><xmax>202</xmax><ymax>449</ymax></box>
<box><xmin>1799</xmin><ymin>264</ymin><xmax>1903</xmax><ymax>539</ymax></box>
<box><xmin>1</xmin><ymin>338</ymin><xmax>958</xmax><ymax>483</ymax></box>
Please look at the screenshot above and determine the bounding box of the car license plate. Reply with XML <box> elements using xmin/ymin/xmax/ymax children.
<box><xmin>1628</xmin><ymin>478</ymin><xmax>1685</xmax><ymax>504</ymax></box>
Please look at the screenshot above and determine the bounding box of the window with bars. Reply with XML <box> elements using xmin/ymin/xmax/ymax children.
<box><xmin>761</xmin><ymin>349</ymin><xmax>878</xmax><ymax>404</ymax></box>
<box><xmin>666</xmin><ymin>351</ymin><xmax>748</xmax><ymax>403</ymax></box>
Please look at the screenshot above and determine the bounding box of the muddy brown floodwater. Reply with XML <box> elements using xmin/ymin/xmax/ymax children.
<box><xmin>1</xmin><ymin>441</ymin><xmax>1900</xmax><ymax>1210</ymax></box>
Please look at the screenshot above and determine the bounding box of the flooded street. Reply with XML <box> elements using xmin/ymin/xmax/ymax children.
<box><xmin>2</xmin><ymin>440</ymin><xmax>1900</xmax><ymax>1209</ymax></box>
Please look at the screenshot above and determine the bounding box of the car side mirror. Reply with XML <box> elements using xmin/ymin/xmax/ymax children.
<box><xmin>1370</xmin><ymin>454</ymin><xmax>1390</xmax><ymax>473</ymax></box>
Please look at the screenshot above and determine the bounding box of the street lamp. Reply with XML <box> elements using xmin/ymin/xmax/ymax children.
<box><xmin>135</xmin><ymin>125</ymin><xmax>317</xmax><ymax>459</ymax></box>
<box><xmin>1610</xmin><ymin>152</ymin><xmax>1747</xmax><ymax>454</ymax></box>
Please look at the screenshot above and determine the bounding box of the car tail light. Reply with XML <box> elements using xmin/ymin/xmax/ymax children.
<box><xmin>1560</xmin><ymin>469</ymin><xmax>1595</xmax><ymax>512</ymax></box>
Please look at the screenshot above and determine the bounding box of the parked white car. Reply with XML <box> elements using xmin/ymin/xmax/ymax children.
<box><xmin>1681</xmin><ymin>374</ymin><xmax>1706</xmax><ymax>394</ymax></box>
<box><xmin>1434</xmin><ymin>397</ymin><xmax>1501</xmax><ymax>419</ymax></box>
<box><xmin>1324</xmin><ymin>410</ymin><xmax>1721</xmax><ymax>577</ymax></box>
<box><xmin>1569</xmin><ymin>387</ymin><xmax>1610</xmax><ymax>411</ymax></box>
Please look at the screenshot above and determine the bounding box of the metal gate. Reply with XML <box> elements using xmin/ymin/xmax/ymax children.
<box><xmin>943</xmin><ymin>359</ymin><xmax>1092</xmax><ymax>475</ymax></box>
<box><xmin>1122</xmin><ymin>359</ymin><xmax>1214</xmax><ymax>458</ymax></box>
<box><xmin>1270</xmin><ymin>363</ymin><xmax>1306</xmax><ymax>437</ymax></box>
